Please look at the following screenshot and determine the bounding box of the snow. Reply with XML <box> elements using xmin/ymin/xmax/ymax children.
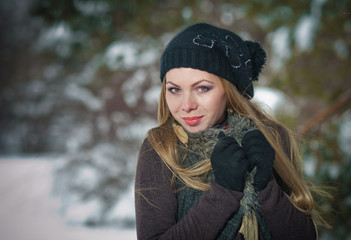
<box><xmin>0</xmin><ymin>157</ymin><xmax>136</xmax><ymax>240</ymax></box>
<box><xmin>64</xmin><ymin>124</ymin><xmax>92</xmax><ymax>153</ymax></box>
<box><xmin>294</xmin><ymin>0</ymin><xmax>327</xmax><ymax>52</ymax></box>
<box><xmin>122</xmin><ymin>69</ymin><xmax>148</xmax><ymax>107</ymax></box>
<box><xmin>333</xmin><ymin>40</ymin><xmax>349</xmax><ymax>59</ymax></box>
<box><xmin>35</xmin><ymin>21</ymin><xmax>86</xmax><ymax>58</ymax></box>
<box><xmin>269</xmin><ymin>26</ymin><xmax>291</xmax><ymax>71</ymax></box>
<box><xmin>74</xmin><ymin>1</ymin><xmax>109</xmax><ymax>16</ymax></box>
<box><xmin>339</xmin><ymin>111</ymin><xmax>351</xmax><ymax>158</ymax></box>
<box><xmin>294</xmin><ymin>15</ymin><xmax>316</xmax><ymax>51</ymax></box>
<box><xmin>181</xmin><ymin>6</ymin><xmax>193</xmax><ymax>20</ymax></box>
<box><xmin>253</xmin><ymin>86</ymin><xmax>285</xmax><ymax>113</ymax></box>
<box><xmin>64</xmin><ymin>83</ymin><xmax>104</xmax><ymax>111</ymax></box>
<box><xmin>108</xmin><ymin>185</ymin><xmax>135</xmax><ymax>220</ymax></box>
<box><xmin>103</xmin><ymin>40</ymin><xmax>159</xmax><ymax>70</ymax></box>
<box><xmin>144</xmin><ymin>85</ymin><xmax>161</xmax><ymax>105</ymax></box>
<box><xmin>117</xmin><ymin>118</ymin><xmax>157</xmax><ymax>141</ymax></box>
<box><xmin>303</xmin><ymin>155</ymin><xmax>317</xmax><ymax>178</ymax></box>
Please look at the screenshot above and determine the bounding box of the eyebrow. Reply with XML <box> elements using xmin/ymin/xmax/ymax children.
<box><xmin>165</xmin><ymin>79</ymin><xmax>214</xmax><ymax>87</ymax></box>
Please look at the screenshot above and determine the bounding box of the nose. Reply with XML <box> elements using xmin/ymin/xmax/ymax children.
<box><xmin>181</xmin><ymin>93</ymin><xmax>198</xmax><ymax>112</ymax></box>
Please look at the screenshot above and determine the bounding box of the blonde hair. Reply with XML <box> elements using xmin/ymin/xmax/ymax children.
<box><xmin>147</xmin><ymin>78</ymin><xmax>330</xmax><ymax>230</ymax></box>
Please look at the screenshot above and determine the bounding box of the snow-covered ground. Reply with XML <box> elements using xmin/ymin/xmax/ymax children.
<box><xmin>0</xmin><ymin>157</ymin><xmax>136</xmax><ymax>240</ymax></box>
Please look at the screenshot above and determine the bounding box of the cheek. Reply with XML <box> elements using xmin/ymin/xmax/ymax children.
<box><xmin>206</xmin><ymin>92</ymin><xmax>225</xmax><ymax>106</ymax></box>
<box><xmin>208</xmin><ymin>94</ymin><xmax>227</xmax><ymax>118</ymax></box>
<box><xmin>165</xmin><ymin>94</ymin><xmax>178</xmax><ymax>114</ymax></box>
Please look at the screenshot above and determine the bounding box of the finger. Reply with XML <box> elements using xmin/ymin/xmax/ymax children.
<box><xmin>214</xmin><ymin>139</ymin><xmax>236</xmax><ymax>152</ymax></box>
<box><xmin>217</xmin><ymin>135</ymin><xmax>238</xmax><ymax>147</ymax></box>
<box><xmin>231</xmin><ymin>148</ymin><xmax>246</xmax><ymax>160</ymax></box>
<box><xmin>242</xmin><ymin>129</ymin><xmax>264</xmax><ymax>148</ymax></box>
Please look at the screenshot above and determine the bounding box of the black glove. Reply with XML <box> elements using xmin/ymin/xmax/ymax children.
<box><xmin>242</xmin><ymin>130</ymin><xmax>275</xmax><ymax>191</ymax></box>
<box><xmin>210</xmin><ymin>132</ymin><xmax>249</xmax><ymax>191</ymax></box>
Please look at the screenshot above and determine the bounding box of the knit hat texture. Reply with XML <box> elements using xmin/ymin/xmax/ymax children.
<box><xmin>160</xmin><ymin>23</ymin><xmax>267</xmax><ymax>98</ymax></box>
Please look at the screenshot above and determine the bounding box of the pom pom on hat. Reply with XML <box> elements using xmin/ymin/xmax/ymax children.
<box><xmin>245</xmin><ymin>41</ymin><xmax>267</xmax><ymax>82</ymax></box>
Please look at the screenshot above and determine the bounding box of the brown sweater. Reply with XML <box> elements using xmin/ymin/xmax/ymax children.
<box><xmin>134</xmin><ymin>139</ymin><xmax>317</xmax><ymax>240</ymax></box>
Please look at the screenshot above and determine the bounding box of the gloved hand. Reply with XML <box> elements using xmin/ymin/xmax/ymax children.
<box><xmin>210</xmin><ymin>132</ymin><xmax>249</xmax><ymax>191</ymax></box>
<box><xmin>242</xmin><ymin>130</ymin><xmax>275</xmax><ymax>191</ymax></box>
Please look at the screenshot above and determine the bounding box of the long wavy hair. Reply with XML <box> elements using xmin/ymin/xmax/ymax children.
<box><xmin>146</xmin><ymin>77</ymin><xmax>330</xmax><ymax>230</ymax></box>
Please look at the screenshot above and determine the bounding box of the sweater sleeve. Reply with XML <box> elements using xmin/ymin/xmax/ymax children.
<box><xmin>134</xmin><ymin>139</ymin><xmax>243</xmax><ymax>240</ymax></box>
<box><xmin>258</xmin><ymin>178</ymin><xmax>317</xmax><ymax>240</ymax></box>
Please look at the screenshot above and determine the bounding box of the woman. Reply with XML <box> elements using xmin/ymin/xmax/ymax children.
<box><xmin>135</xmin><ymin>23</ymin><xmax>326</xmax><ymax>240</ymax></box>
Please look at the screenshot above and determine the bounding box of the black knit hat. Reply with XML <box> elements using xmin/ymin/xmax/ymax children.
<box><xmin>160</xmin><ymin>23</ymin><xmax>267</xmax><ymax>98</ymax></box>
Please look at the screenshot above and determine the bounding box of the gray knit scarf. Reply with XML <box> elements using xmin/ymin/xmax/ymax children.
<box><xmin>174</xmin><ymin>113</ymin><xmax>272</xmax><ymax>240</ymax></box>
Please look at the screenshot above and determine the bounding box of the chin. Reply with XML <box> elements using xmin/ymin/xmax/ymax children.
<box><xmin>183</xmin><ymin>125</ymin><xmax>207</xmax><ymax>133</ymax></box>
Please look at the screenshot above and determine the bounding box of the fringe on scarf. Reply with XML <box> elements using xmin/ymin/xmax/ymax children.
<box><xmin>239</xmin><ymin>168</ymin><xmax>259</xmax><ymax>240</ymax></box>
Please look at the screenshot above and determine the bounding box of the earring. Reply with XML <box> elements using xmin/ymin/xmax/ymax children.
<box><xmin>227</xmin><ymin>108</ymin><xmax>234</xmax><ymax>115</ymax></box>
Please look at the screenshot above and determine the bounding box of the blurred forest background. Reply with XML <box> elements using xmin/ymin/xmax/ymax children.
<box><xmin>0</xmin><ymin>0</ymin><xmax>350</xmax><ymax>239</ymax></box>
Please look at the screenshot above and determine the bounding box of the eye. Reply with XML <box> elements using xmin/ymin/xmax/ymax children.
<box><xmin>167</xmin><ymin>87</ymin><xmax>181</xmax><ymax>94</ymax></box>
<box><xmin>196</xmin><ymin>86</ymin><xmax>212</xmax><ymax>93</ymax></box>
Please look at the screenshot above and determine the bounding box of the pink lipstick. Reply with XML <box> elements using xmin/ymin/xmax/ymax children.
<box><xmin>183</xmin><ymin>116</ymin><xmax>203</xmax><ymax>125</ymax></box>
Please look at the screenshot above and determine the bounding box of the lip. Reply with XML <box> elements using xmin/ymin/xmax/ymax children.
<box><xmin>182</xmin><ymin>116</ymin><xmax>203</xmax><ymax>126</ymax></box>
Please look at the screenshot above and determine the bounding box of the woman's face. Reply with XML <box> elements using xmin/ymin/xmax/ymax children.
<box><xmin>165</xmin><ymin>68</ymin><xmax>227</xmax><ymax>133</ymax></box>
